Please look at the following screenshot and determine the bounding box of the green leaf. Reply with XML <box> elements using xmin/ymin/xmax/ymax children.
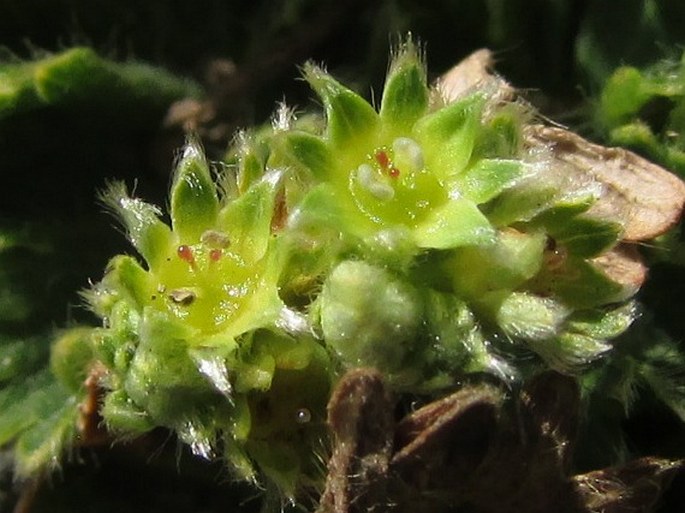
<box><xmin>413</xmin><ymin>198</ymin><xmax>495</xmax><ymax>249</ymax></box>
<box><xmin>0</xmin><ymin>334</ymin><xmax>48</xmax><ymax>384</ymax></box>
<box><xmin>50</xmin><ymin>327</ymin><xmax>95</xmax><ymax>393</ymax></box>
<box><xmin>447</xmin><ymin>229</ymin><xmax>545</xmax><ymax>298</ymax></box>
<box><xmin>530</xmin><ymin>332</ymin><xmax>612</xmax><ymax>373</ymax></box>
<box><xmin>101</xmin><ymin>389</ymin><xmax>155</xmax><ymax>433</ymax></box>
<box><xmin>33</xmin><ymin>47</ymin><xmax>114</xmax><ymax>104</ymax></box>
<box><xmin>289</xmin><ymin>183</ymin><xmax>366</xmax><ymax>238</ymax></box>
<box><xmin>13</xmin><ymin>392</ymin><xmax>79</xmax><ymax>477</ymax></box>
<box><xmin>550</xmin><ymin>216</ymin><xmax>622</xmax><ymax>258</ymax></box>
<box><xmin>219</xmin><ymin>169</ymin><xmax>282</xmax><ymax>264</ymax></box>
<box><xmin>639</xmin><ymin>335</ymin><xmax>685</xmax><ymax>422</ymax></box>
<box><xmin>485</xmin><ymin>183</ymin><xmax>559</xmax><ymax>226</ymax></box>
<box><xmin>106</xmin><ymin>255</ymin><xmax>152</xmax><ymax>310</ymax></box>
<box><xmin>567</xmin><ymin>302</ymin><xmax>638</xmax><ymax>339</ymax></box>
<box><xmin>496</xmin><ymin>292</ymin><xmax>569</xmax><ymax>342</ymax></box>
<box><xmin>598</xmin><ymin>66</ymin><xmax>652</xmax><ymax>127</ymax></box>
<box><xmin>171</xmin><ymin>138</ymin><xmax>219</xmax><ymax>243</ymax></box>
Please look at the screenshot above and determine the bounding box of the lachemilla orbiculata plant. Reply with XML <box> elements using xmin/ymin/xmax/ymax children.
<box><xmin>42</xmin><ymin>39</ymin><xmax>682</xmax><ymax>501</ymax></box>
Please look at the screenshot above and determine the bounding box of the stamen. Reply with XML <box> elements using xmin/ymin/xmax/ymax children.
<box><xmin>169</xmin><ymin>288</ymin><xmax>196</xmax><ymax>306</ymax></box>
<box><xmin>209</xmin><ymin>248</ymin><xmax>222</xmax><ymax>261</ymax></box>
<box><xmin>356</xmin><ymin>164</ymin><xmax>395</xmax><ymax>201</ymax></box>
<box><xmin>200</xmin><ymin>230</ymin><xmax>230</xmax><ymax>248</ymax></box>
<box><xmin>177</xmin><ymin>245</ymin><xmax>195</xmax><ymax>265</ymax></box>
<box><xmin>392</xmin><ymin>137</ymin><xmax>424</xmax><ymax>172</ymax></box>
<box><xmin>375</xmin><ymin>149</ymin><xmax>390</xmax><ymax>168</ymax></box>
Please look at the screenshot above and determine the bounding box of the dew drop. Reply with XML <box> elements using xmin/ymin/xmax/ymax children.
<box><xmin>295</xmin><ymin>408</ymin><xmax>311</xmax><ymax>424</ymax></box>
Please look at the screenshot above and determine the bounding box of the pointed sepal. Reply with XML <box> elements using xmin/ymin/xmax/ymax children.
<box><xmin>102</xmin><ymin>182</ymin><xmax>172</xmax><ymax>270</ymax></box>
<box><xmin>302</xmin><ymin>62</ymin><xmax>379</xmax><ymax>150</ymax></box>
<box><xmin>171</xmin><ymin>138</ymin><xmax>219</xmax><ymax>243</ymax></box>
<box><xmin>380</xmin><ymin>37</ymin><xmax>429</xmax><ymax>135</ymax></box>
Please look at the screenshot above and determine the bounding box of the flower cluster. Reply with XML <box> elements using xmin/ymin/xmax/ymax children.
<box><xmin>53</xmin><ymin>39</ymin><xmax>644</xmax><ymax>498</ymax></box>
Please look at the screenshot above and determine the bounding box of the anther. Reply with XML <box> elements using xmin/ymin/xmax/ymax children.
<box><xmin>392</xmin><ymin>137</ymin><xmax>424</xmax><ymax>172</ymax></box>
<box><xmin>169</xmin><ymin>288</ymin><xmax>196</xmax><ymax>306</ymax></box>
<box><xmin>209</xmin><ymin>248</ymin><xmax>222</xmax><ymax>262</ymax></box>
<box><xmin>357</xmin><ymin>164</ymin><xmax>395</xmax><ymax>201</ymax></box>
<box><xmin>177</xmin><ymin>245</ymin><xmax>195</xmax><ymax>265</ymax></box>
<box><xmin>374</xmin><ymin>149</ymin><xmax>390</xmax><ymax>168</ymax></box>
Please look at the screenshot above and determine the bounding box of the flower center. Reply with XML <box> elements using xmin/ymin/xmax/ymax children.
<box><xmin>152</xmin><ymin>229</ymin><xmax>262</xmax><ymax>332</ymax></box>
<box><xmin>349</xmin><ymin>137</ymin><xmax>445</xmax><ymax>225</ymax></box>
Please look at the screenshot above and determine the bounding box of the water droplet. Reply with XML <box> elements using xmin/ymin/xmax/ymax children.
<box><xmin>295</xmin><ymin>408</ymin><xmax>311</xmax><ymax>424</ymax></box>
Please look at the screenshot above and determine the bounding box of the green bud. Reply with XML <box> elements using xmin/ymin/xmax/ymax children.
<box><xmin>317</xmin><ymin>260</ymin><xmax>421</xmax><ymax>374</ymax></box>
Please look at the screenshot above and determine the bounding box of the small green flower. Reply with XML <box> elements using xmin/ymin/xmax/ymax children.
<box><xmin>37</xmin><ymin>38</ymin><xmax>681</xmax><ymax>501</ymax></box>
<box><xmin>79</xmin><ymin>138</ymin><xmax>331</xmax><ymax>498</ymax></box>
<box><xmin>265</xmin><ymin>39</ymin><xmax>636</xmax><ymax>382</ymax></box>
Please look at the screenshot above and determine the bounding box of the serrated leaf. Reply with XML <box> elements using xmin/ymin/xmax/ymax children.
<box><xmin>13</xmin><ymin>392</ymin><xmax>79</xmax><ymax>477</ymax></box>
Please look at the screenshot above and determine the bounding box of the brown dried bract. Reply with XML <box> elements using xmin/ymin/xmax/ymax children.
<box><xmin>525</xmin><ymin>125</ymin><xmax>685</xmax><ymax>242</ymax></box>
<box><xmin>76</xmin><ymin>362</ymin><xmax>109</xmax><ymax>447</ymax></box>
<box><xmin>317</xmin><ymin>368</ymin><xmax>394</xmax><ymax>513</ymax></box>
<box><xmin>316</xmin><ymin>369</ymin><xmax>682</xmax><ymax>513</ymax></box>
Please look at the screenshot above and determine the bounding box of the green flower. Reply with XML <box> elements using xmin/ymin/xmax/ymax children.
<box><xmin>78</xmin><ymin>138</ymin><xmax>331</xmax><ymax>498</ymax></box>
<box><xmin>264</xmin><ymin>39</ymin><xmax>637</xmax><ymax>383</ymax></box>
<box><xmin>39</xmin><ymin>38</ymin><xmax>679</xmax><ymax>500</ymax></box>
<box><xmin>277</xmin><ymin>41</ymin><xmax>529</xmax><ymax>265</ymax></box>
